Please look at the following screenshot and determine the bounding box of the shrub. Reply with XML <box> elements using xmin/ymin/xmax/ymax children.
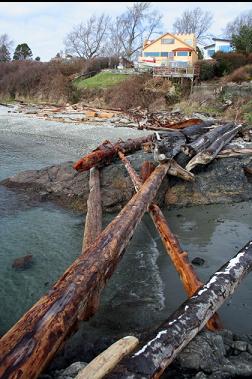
<box><xmin>198</xmin><ymin>60</ymin><xmax>216</xmax><ymax>81</ymax></box>
<box><xmin>223</xmin><ymin>64</ymin><xmax>252</xmax><ymax>83</ymax></box>
<box><xmin>213</xmin><ymin>51</ymin><xmax>248</xmax><ymax>76</ymax></box>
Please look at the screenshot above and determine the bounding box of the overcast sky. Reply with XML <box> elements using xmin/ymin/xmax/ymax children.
<box><xmin>0</xmin><ymin>2</ymin><xmax>251</xmax><ymax>61</ymax></box>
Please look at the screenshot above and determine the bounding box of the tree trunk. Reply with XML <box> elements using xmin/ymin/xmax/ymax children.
<box><xmin>186</xmin><ymin>124</ymin><xmax>242</xmax><ymax>172</ymax></box>
<box><xmin>0</xmin><ymin>163</ymin><xmax>170</xmax><ymax>379</ymax></box>
<box><xmin>82</xmin><ymin>167</ymin><xmax>102</xmax><ymax>252</ymax></box>
<box><xmin>106</xmin><ymin>240</ymin><xmax>252</xmax><ymax>379</ymax></box>
<box><xmin>73</xmin><ymin>135</ymin><xmax>156</xmax><ymax>172</ymax></box>
<box><xmin>181</xmin><ymin>123</ymin><xmax>235</xmax><ymax>157</ymax></box>
<box><xmin>118</xmin><ymin>152</ymin><xmax>222</xmax><ymax>331</ymax></box>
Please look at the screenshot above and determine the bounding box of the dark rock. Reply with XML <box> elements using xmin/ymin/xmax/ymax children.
<box><xmin>12</xmin><ymin>254</ymin><xmax>33</xmax><ymax>270</ymax></box>
<box><xmin>191</xmin><ymin>257</ymin><xmax>205</xmax><ymax>266</ymax></box>
<box><xmin>232</xmin><ymin>340</ymin><xmax>248</xmax><ymax>352</ymax></box>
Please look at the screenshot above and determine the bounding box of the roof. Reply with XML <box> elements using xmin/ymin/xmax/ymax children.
<box><xmin>204</xmin><ymin>44</ymin><xmax>215</xmax><ymax>50</ymax></box>
<box><xmin>143</xmin><ymin>32</ymin><xmax>196</xmax><ymax>52</ymax></box>
<box><xmin>172</xmin><ymin>47</ymin><xmax>194</xmax><ymax>52</ymax></box>
<box><xmin>212</xmin><ymin>38</ymin><xmax>231</xmax><ymax>42</ymax></box>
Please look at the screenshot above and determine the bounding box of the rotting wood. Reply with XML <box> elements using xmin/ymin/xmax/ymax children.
<box><xmin>75</xmin><ymin>336</ymin><xmax>139</xmax><ymax>379</ymax></box>
<box><xmin>217</xmin><ymin>148</ymin><xmax>252</xmax><ymax>158</ymax></box>
<box><xmin>82</xmin><ymin>167</ymin><xmax>102</xmax><ymax>252</ymax></box>
<box><xmin>106</xmin><ymin>240</ymin><xmax>252</xmax><ymax>379</ymax></box>
<box><xmin>0</xmin><ymin>163</ymin><xmax>170</xmax><ymax>379</ymax></box>
<box><xmin>181</xmin><ymin>123</ymin><xmax>235</xmax><ymax>157</ymax></box>
<box><xmin>117</xmin><ymin>151</ymin><xmax>222</xmax><ymax>331</ymax></box>
<box><xmin>186</xmin><ymin>124</ymin><xmax>243</xmax><ymax>172</ymax></box>
<box><xmin>73</xmin><ymin>134</ymin><xmax>156</xmax><ymax>172</ymax></box>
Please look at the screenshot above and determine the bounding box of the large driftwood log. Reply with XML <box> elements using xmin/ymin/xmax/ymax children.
<box><xmin>82</xmin><ymin>167</ymin><xmax>102</xmax><ymax>252</ymax></box>
<box><xmin>106</xmin><ymin>240</ymin><xmax>252</xmax><ymax>379</ymax></box>
<box><xmin>73</xmin><ymin>135</ymin><xmax>156</xmax><ymax>172</ymax></box>
<box><xmin>118</xmin><ymin>152</ymin><xmax>221</xmax><ymax>331</ymax></box>
<box><xmin>76</xmin><ymin>336</ymin><xmax>139</xmax><ymax>379</ymax></box>
<box><xmin>186</xmin><ymin>124</ymin><xmax>243</xmax><ymax>172</ymax></box>
<box><xmin>0</xmin><ymin>163</ymin><xmax>170</xmax><ymax>379</ymax></box>
<box><xmin>181</xmin><ymin>123</ymin><xmax>234</xmax><ymax>157</ymax></box>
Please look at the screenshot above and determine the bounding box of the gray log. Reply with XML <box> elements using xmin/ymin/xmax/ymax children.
<box><xmin>181</xmin><ymin>123</ymin><xmax>235</xmax><ymax>157</ymax></box>
<box><xmin>106</xmin><ymin>240</ymin><xmax>252</xmax><ymax>379</ymax></box>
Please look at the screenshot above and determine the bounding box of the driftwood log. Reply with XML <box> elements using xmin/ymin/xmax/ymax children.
<box><xmin>186</xmin><ymin>124</ymin><xmax>242</xmax><ymax>172</ymax></box>
<box><xmin>106</xmin><ymin>240</ymin><xmax>252</xmax><ymax>379</ymax></box>
<box><xmin>181</xmin><ymin>123</ymin><xmax>234</xmax><ymax>157</ymax></box>
<box><xmin>76</xmin><ymin>336</ymin><xmax>139</xmax><ymax>379</ymax></box>
<box><xmin>118</xmin><ymin>151</ymin><xmax>222</xmax><ymax>331</ymax></box>
<box><xmin>82</xmin><ymin>167</ymin><xmax>102</xmax><ymax>252</ymax></box>
<box><xmin>73</xmin><ymin>134</ymin><xmax>156</xmax><ymax>172</ymax></box>
<box><xmin>0</xmin><ymin>163</ymin><xmax>170</xmax><ymax>379</ymax></box>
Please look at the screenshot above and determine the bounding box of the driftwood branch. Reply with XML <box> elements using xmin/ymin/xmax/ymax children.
<box><xmin>0</xmin><ymin>163</ymin><xmax>170</xmax><ymax>379</ymax></box>
<box><xmin>73</xmin><ymin>135</ymin><xmax>156</xmax><ymax>172</ymax></box>
<box><xmin>186</xmin><ymin>124</ymin><xmax>243</xmax><ymax>172</ymax></box>
<box><xmin>181</xmin><ymin>123</ymin><xmax>235</xmax><ymax>157</ymax></box>
<box><xmin>118</xmin><ymin>151</ymin><xmax>222</xmax><ymax>331</ymax></box>
<box><xmin>106</xmin><ymin>240</ymin><xmax>252</xmax><ymax>379</ymax></box>
<box><xmin>82</xmin><ymin>167</ymin><xmax>102</xmax><ymax>252</ymax></box>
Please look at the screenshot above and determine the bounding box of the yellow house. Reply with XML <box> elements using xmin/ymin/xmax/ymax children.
<box><xmin>139</xmin><ymin>32</ymin><xmax>198</xmax><ymax>67</ymax></box>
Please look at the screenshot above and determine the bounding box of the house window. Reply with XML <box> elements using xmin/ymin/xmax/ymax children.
<box><xmin>161</xmin><ymin>38</ymin><xmax>175</xmax><ymax>44</ymax></box>
<box><xmin>143</xmin><ymin>52</ymin><xmax>160</xmax><ymax>57</ymax></box>
<box><xmin>207</xmin><ymin>49</ymin><xmax>215</xmax><ymax>57</ymax></box>
<box><xmin>218</xmin><ymin>45</ymin><xmax>232</xmax><ymax>53</ymax></box>
<box><xmin>177</xmin><ymin>51</ymin><xmax>188</xmax><ymax>56</ymax></box>
<box><xmin>161</xmin><ymin>52</ymin><xmax>168</xmax><ymax>57</ymax></box>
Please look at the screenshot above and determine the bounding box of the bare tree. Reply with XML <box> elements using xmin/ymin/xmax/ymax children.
<box><xmin>64</xmin><ymin>14</ymin><xmax>110</xmax><ymax>59</ymax></box>
<box><xmin>224</xmin><ymin>9</ymin><xmax>252</xmax><ymax>38</ymax></box>
<box><xmin>0</xmin><ymin>34</ymin><xmax>13</xmax><ymax>62</ymax></box>
<box><xmin>114</xmin><ymin>2</ymin><xmax>163</xmax><ymax>60</ymax></box>
<box><xmin>172</xmin><ymin>7</ymin><xmax>213</xmax><ymax>45</ymax></box>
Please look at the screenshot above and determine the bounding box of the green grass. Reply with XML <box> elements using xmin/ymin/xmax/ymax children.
<box><xmin>73</xmin><ymin>72</ymin><xmax>129</xmax><ymax>89</ymax></box>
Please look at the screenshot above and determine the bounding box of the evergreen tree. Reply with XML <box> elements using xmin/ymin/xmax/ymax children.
<box><xmin>13</xmin><ymin>43</ymin><xmax>33</xmax><ymax>60</ymax></box>
<box><xmin>0</xmin><ymin>44</ymin><xmax>11</xmax><ymax>61</ymax></box>
<box><xmin>232</xmin><ymin>25</ymin><xmax>252</xmax><ymax>54</ymax></box>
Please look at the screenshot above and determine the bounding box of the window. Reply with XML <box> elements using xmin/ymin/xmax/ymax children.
<box><xmin>144</xmin><ymin>52</ymin><xmax>160</xmax><ymax>57</ymax></box>
<box><xmin>207</xmin><ymin>49</ymin><xmax>215</xmax><ymax>57</ymax></box>
<box><xmin>177</xmin><ymin>51</ymin><xmax>188</xmax><ymax>56</ymax></box>
<box><xmin>218</xmin><ymin>45</ymin><xmax>232</xmax><ymax>53</ymax></box>
<box><xmin>189</xmin><ymin>52</ymin><xmax>192</xmax><ymax>56</ymax></box>
<box><xmin>161</xmin><ymin>38</ymin><xmax>175</xmax><ymax>44</ymax></box>
<box><xmin>161</xmin><ymin>52</ymin><xmax>168</xmax><ymax>57</ymax></box>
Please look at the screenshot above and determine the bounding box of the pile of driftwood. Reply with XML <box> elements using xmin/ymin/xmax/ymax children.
<box><xmin>1</xmin><ymin>117</ymin><xmax>252</xmax><ymax>379</ymax></box>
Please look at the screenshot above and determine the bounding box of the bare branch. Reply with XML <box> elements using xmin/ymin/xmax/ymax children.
<box><xmin>172</xmin><ymin>7</ymin><xmax>213</xmax><ymax>45</ymax></box>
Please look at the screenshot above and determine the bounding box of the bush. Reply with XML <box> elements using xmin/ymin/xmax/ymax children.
<box><xmin>104</xmin><ymin>73</ymin><xmax>155</xmax><ymax>110</ymax></box>
<box><xmin>198</xmin><ymin>60</ymin><xmax>216</xmax><ymax>81</ymax></box>
<box><xmin>223</xmin><ymin>64</ymin><xmax>252</xmax><ymax>83</ymax></box>
<box><xmin>213</xmin><ymin>51</ymin><xmax>247</xmax><ymax>76</ymax></box>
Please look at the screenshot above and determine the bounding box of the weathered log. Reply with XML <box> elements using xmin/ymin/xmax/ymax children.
<box><xmin>186</xmin><ymin>124</ymin><xmax>243</xmax><ymax>172</ymax></box>
<box><xmin>82</xmin><ymin>167</ymin><xmax>102</xmax><ymax>252</ymax></box>
<box><xmin>181</xmin><ymin>123</ymin><xmax>235</xmax><ymax>157</ymax></box>
<box><xmin>0</xmin><ymin>163</ymin><xmax>170</xmax><ymax>379</ymax></box>
<box><xmin>118</xmin><ymin>152</ymin><xmax>221</xmax><ymax>331</ymax></box>
<box><xmin>76</xmin><ymin>336</ymin><xmax>139</xmax><ymax>379</ymax></box>
<box><xmin>180</xmin><ymin>122</ymin><xmax>213</xmax><ymax>141</ymax></box>
<box><xmin>106</xmin><ymin>240</ymin><xmax>252</xmax><ymax>379</ymax></box>
<box><xmin>217</xmin><ymin>147</ymin><xmax>252</xmax><ymax>158</ymax></box>
<box><xmin>73</xmin><ymin>135</ymin><xmax>156</xmax><ymax>172</ymax></box>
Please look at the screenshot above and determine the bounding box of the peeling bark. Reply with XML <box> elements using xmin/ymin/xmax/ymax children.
<box><xmin>106</xmin><ymin>240</ymin><xmax>252</xmax><ymax>379</ymax></box>
<box><xmin>0</xmin><ymin>163</ymin><xmax>170</xmax><ymax>379</ymax></box>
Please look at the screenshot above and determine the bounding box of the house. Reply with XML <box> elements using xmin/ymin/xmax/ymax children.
<box><xmin>138</xmin><ymin>32</ymin><xmax>198</xmax><ymax>68</ymax></box>
<box><xmin>203</xmin><ymin>38</ymin><xmax>233</xmax><ymax>59</ymax></box>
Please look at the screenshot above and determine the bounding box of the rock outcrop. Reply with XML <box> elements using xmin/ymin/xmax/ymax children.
<box><xmin>1</xmin><ymin>151</ymin><xmax>252</xmax><ymax>213</ymax></box>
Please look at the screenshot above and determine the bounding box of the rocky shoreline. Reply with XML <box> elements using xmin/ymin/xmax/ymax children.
<box><xmin>1</xmin><ymin>149</ymin><xmax>252</xmax><ymax>214</ymax></box>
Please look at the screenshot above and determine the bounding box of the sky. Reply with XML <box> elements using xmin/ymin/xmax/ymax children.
<box><xmin>0</xmin><ymin>1</ymin><xmax>251</xmax><ymax>61</ymax></box>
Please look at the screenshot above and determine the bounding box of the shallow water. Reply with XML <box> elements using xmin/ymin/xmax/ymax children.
<box><xmin>0</xmin><ymin>105</ymin><xmax>251</xmax><ymax>346</ymax></box>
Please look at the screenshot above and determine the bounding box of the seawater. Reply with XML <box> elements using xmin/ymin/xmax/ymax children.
<box><xmin>0</xmin><ymin>106</ymin><xmax>251</xmax><ymax>348</ymax></box>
